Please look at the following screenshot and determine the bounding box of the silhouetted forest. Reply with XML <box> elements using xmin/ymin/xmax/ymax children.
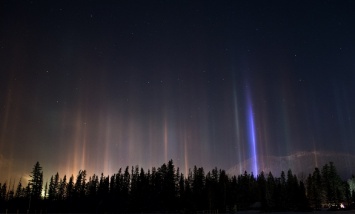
<box><xmin>1</xmin><ymin>160</ymin><xmax>354</xmax><ymax>213</ymax></box>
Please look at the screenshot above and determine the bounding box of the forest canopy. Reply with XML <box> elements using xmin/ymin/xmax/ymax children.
<box><xmin>0</xmin><ymin>160</ymin><xmax>354</xmax><ymax>213</ymax></box>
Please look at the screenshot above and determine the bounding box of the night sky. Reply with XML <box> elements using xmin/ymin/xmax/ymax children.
<box><xmin>1</xmin><ymin>1</ymin><xmax>355</xmax><ymax>183</ymax></box>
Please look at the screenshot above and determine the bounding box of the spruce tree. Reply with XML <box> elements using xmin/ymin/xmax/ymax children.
<box><xmin>322</xmin><ymin>162</ymin><xmax>343</xmax><ymax>204</ymax></box>
<box><xmin>58</xmin><ymin>175</ymin><xmax>67</xmax><ymax>200</ymax></box>
<box><xmin>29</xmin><ymin>161</ymin><xmax>43</xmax><ymax>200</ymax></box>
<box><xmin>0</xmin><ymin>183</ymin><xmax>7</xmax><ymax>201</ymax></box>
<box><xmin>279</xmin><ymin>171</ymin><xmax>287</xmax><ymax>210</ymax></box>
<box><xmin>44</xmin><ymin>181</ymin><xmax>48</xmax><ymax>199</ymax></box>
<box><xmin>266</xmin><ymin>172</ymin><xmax>276</xmax><ymax>210</ymax></box>
<box><xmin>257</xmin><ymin>171</ymin><xmax>267</xmax><ymax>210</ymax></box>
<box><xmin>48</xmin><ymin>175</ymin><xmax>55</xmax><ymax>200</ymax></box>
<box><xmin>15</xmin><ymin>179</ymin><xmax>23</xmax><ymax>199</ymax></box>
<box><xmin>312</xmin><ymin>168</ymin><xmax>323</xmax><ymax>209</ymax></box>
<box><xmin>66</xmin><ymin>175</ymin><xmax>74</xmax><ymax>200</ymax></box>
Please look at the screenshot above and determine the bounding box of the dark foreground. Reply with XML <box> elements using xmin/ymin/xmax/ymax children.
<box><xmin>1</xmin><ymin>161</ymin><xmax>354</xmax><ymax>213</ymax></box>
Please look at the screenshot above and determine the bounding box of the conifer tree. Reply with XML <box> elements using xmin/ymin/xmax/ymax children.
<box><xmin>312</xmin><ymin>168</ymin><xmax>323</xmax><ymax>209</ymax></box>
<box><xmin>266</xmin><ymin>172</ymin><xmax>276</xmax><ymax>210</ymax></box>
<box><xmin>279</xmin><ymin>171</ymin><xmax>287</xmax><ymax>210</ymax></box>
<box><xmin>218</xmin><ymin>169</ymin><xmax>229</xmax><ymax>212</ymax></box>
<box><xmin>0</xmin><ymin>183</ymin><xmax>7</xmax><ymax>201</ymax></box>
<box><xmin>25</xmin><ymin>183</ymin><xmax>31</xmax><ymax>199</ymax></box>
<box><xmin>257</xmin><ymin>171</ymin><xmax>267</xmax><ymax>210</ymax></box>
<box><xmin>66</xmin><ymin>175</ymin><xmax>74</xmax><ymax>200</ymax></box>
<box><xmin>29</xmin><ymin>161</ymin><xmax>43</xmax><ymax>200</ymax></box>
<box><xmin>298</xmin><ymin>181</ymin><xmax>309</xmax><ymax>210</ymax></box>
<box><xmin>44</xmin><ymin>181</ymin><xmax>48</xmax><ymax>199</ymax></box>
<box><xmin>286</xmin><ymin>169</ymin><xmax>298</xmax><ymax>209</ymax></box>
<box><xmin>7</xmin><ymin>185</ymin><xmax>14</xmax><ymax>201</ymax></box>
<box><xmin>87</xmin><ymin>174</ymin><xmax>98</xmax><ymax>198</ymax></box>
<box><xmin>178</xmin><ymin>172</ymin><xmax>185</xmax><ymax>209</ymax></box>
<box><xmin>58</xmin><ymin>175</ymin><xmax>67</xmax><ymax>200</ymax></box>
<box><xmin>48</xmin><ymin>175</ymin><xmax>55</xmax><ymax>200</ymax></box>
<box><xmin>192</xmin><ymin>166</ymin><xmax>206</xmax><ymax>210</ymax></box>
<box><xmin>164</xmin><ymin>160</ymin><xmax>176</xmax><ymax>210</ymax></box>
<box><xmin>73</xmin><ymin>170</ymin><xmax>86</xmax><ymax>199</ymax></box>
<box><xmin>15</xmin><ymin>179</ymin><xmax>23</xmax><ymax>199</ymax></box>
<box><xmin>121</xmin><ymin>166</ymin><xmax>130</xmax><ymax>208</ymax></box>
<box><xmin>321</xmin><ymin>162</ymin><xmax>344</xmax><ymax>204</ymax></box>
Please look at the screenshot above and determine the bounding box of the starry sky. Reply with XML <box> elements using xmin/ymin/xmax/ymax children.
<box><xmin>1</xmin><ymin>0</ymin><xmax>355</xmax><ymax>183</ymax></box>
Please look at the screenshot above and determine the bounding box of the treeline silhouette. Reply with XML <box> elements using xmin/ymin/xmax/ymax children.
<box><xmin>1</xmin><ymin>160</ymin><xmax>355</xmax><ymax>213</ymax></box>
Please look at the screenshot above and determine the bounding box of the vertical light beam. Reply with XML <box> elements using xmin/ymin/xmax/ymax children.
<box><xmin>233</xmin><ymin>87</ymin><xmax>243</xmax><ymax>175</ymax></box>
<box><xmin>163</xmin><ymin>117</ymin><xmax>168</xmax><ymax>163</ymax></box>
<box><xmin>247</xmin><ymin>93</ymin><xmax>258</xmax><ymax>175</ymax></box>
